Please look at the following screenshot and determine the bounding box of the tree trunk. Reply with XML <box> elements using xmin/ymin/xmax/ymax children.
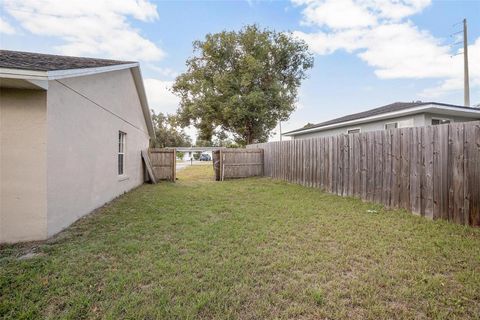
<box><xmin>245</xmin><ymin>128</ymin><xmax>253</xmax><ymax>145</ymax></box>
<box><xmin>245</xmin><ymin>123</ymin><xmax>254</xmax><ymax>145</ymax></box>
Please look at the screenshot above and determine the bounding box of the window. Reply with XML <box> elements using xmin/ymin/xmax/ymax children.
<box><xmin>118</xmin><ymin>131</ymin><xmax>126</xmax><ymax>175</ymax></box>
<box><xmin>385</xmin><ymin>122</ymin><xmax>398</xmax><ymax>130</ymax></box>
<box><xmin>432</xmin><ymin>118</ymin><xmax>451</xmax><ymax>125</ymax></box>
<box><xmin>347</xmin><ymin>128</ymin><xmax>360</xmax><ymax>134</ymax></box>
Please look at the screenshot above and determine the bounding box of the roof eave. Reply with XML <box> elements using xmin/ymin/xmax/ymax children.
<box><xmin>0</xmin><ymin>63</ymin><xmax>139</xmax><ymax>81</ymax></box>
<box><xmin>130</xmin><ymin>66</ymin><xmax>155</xmax><ymax>139</ymax></box>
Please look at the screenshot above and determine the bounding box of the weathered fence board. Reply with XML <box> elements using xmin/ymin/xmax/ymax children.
<box><xmin>465</xmin><ymin>122</ymin><xmax>480</xmax><ymax>225</ymax></box>
<box><xmin>249</xmin><ymin>121</ymin><xmax>480</xmax><ymax>227</ymax></box>
<box><xmin>213</xmin><ymin>148</ymin><xmax>264</xmax><ymax>181</ymax></box>
<box><xmin>141</xmin><ymin>150</ymin><xmax>157</xmax><ymax>184</ymax></box>
<box><xmin>149</xmin><ymin>148</ymin><xmax>176</xmax><ymax>181</ymax></box>
<box><xmin>423</xmin><ymin>126</ymin><xmax>434</xmax><ymax>219</ymax></box>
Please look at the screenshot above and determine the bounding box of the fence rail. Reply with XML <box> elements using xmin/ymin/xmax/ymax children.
<box><xmin>249</xmin><ymin>121</ymin><xmax>480</xmax><ymax>226</ymax></box>
<box><xmin>213</xmin><ymin>149</ymin><xmax>264</xmax><ymax>181</ymax></box>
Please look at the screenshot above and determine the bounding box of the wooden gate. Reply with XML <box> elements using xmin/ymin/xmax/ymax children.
<box><xmin>213</xmin><ymin>148</ymin><xmax>264</xmax><ymax>181</ymax></box>
<box><xmin>148</xmin><ymin>148</ymin><xmax>176</xmax><ymax>182</ymax></box>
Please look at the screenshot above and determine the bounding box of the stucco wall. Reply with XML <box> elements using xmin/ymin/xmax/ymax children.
<box><xmin>0</xmin><ymin>88</ymin><xmax>48</xmax><ymax>243</ymax></box>
<box><xmin>292</xmin><ymin>114</ymin><xmax>426</xmax><ymax>139</ymax></box>
<box><xmin>423</xmin><ymin>113</ymin><xmax>478</xmax><ymax>124</ymax></box>
<box><xmin>46</xmin><ymin>69</ymin><xmax>150</xmax><ymax>237</ymax></box>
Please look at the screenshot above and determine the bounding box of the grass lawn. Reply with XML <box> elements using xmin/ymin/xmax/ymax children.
<box><xmin>1</xmin><ymin>165</ymin><xmax>479</xmax><ymax>319</ymax></box>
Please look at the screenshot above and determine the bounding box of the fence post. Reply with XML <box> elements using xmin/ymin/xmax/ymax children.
<box><xmin>261</xmin><ymin>149</ymin><xmax>265</xmax><ymax>177</ymax></box>
<box><xmin>250</xmin><ymin>121</ymin><xmax>480</xmax><ymax>226</ymax></box>
<box><xmin>220</xmin><ymin>149</ymin><xmax>224</xmax><ymax>181</ymax></box>
<box><xmin>172</xmin><ymin>148</ymin><xmax>176</xmax><ymax>182</ymax></box>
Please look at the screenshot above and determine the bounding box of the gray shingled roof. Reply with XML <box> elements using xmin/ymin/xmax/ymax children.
<box><xmin>285</xmin><ymin>101</ymin><xmax>474</xmax><ymax>135</ymax></box>
<box><xmin>0</xmin><ymin>50</ymin><xmax>135</xmax><ymax>72</ymax></box>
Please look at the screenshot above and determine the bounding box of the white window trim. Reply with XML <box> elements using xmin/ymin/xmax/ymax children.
<box><xmin>347</xmin><ymin>128</ymin><xmax>361</xmax><ymax>134</ymax></box>
<box><xmin>118</xmin><ymin>131</ymin><xmax>127</xmax><ymax>178</ymax></box>
<box><xmin>431</xmin><ymin>117</ymin><xmax>452</xmax><ymax>125</ymax></box>
<box><xmin>384</xmin><ymin>122</ymin><xmax>398</xmax><ymax>130</ymax></box>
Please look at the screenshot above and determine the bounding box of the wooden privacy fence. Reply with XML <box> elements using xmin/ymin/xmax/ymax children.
<box><xmin>249</xmin><ymin>121</ymin><xmax>480</xmax><ymax>226</ymax></box>
<box><xmin>148</xmin><ymin>148</ymin><xmax>176</xmax><ymax>182</ymax></box>
<box><xmin>213</xmin><ymin>148</ymin><xmax>264</xmax><ymax>181</ymax></box>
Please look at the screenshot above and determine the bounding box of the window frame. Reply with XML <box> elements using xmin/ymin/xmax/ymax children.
<box><xmin>431</xmin><ymin>118</ymin><xmax>451</xmax><ymax>125</ymax></box>
<box><xmin>347</xmin><ymin>128</ymin><xmax>361</xmax><ymax>134</ymax></box>
<box><xmin>384</xmin><ymin>122</ymin><xmax>398</xmax><ymax>130</ymax></box>
<box><xmin>118</xmin><ymin>131</ymin><xmax>126</xmax><ymax>176</ymax></box>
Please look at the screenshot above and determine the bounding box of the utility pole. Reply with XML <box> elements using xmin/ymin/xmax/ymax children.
<box><xmin>463</xmin><ymin>18</ymin><xmax>470</xmax><ymax>107</ymax></box>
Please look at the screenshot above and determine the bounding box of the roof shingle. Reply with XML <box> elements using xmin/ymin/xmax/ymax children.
<box><xmin>0</xmin><ymin>50</ymin><xmax>135</xmax><ymax>72</ymax></box>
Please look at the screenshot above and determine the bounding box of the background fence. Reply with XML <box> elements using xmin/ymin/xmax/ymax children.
<box><xmin>249</xmin><ymin>121</ymin><xmax>480</xmax><ymax>226</ymax></box>
<box><xmin>213</xmin><ymin>149</ymin><xmax>264</xmax><ymax>181</ymax></box>
<box><xmin>149</xmin><ymin>148</ymin><xmax>176</xmax><ymax>182</ymax></box>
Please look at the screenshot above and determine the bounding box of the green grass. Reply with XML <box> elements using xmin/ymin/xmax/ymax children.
<box><xmin>1</xmin><ymin>165</ymin><xmax>479</xmax><ymax>319</ymax></box>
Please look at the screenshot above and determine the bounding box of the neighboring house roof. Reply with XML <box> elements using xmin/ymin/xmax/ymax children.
<box><xmin>284</xmin><ymin>101</ymin><xmax>480</xmax><ymax>136</ymax></box>
<box><xmin>0</xmin><ymin>50</ymin><xmax>154</xmax><ymax>138</ymax></box>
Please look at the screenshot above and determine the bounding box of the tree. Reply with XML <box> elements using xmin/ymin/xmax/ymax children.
<box><xmin>173</xmin><ymin>25</ymin><xmax>314</xmax><ymax>145</ymax></box>
<box><xmin>195</xmin><ymin>136</ymin><xmax>239</xmax><ymax>148</ymax></box>
<box><xmin>195</xmin><ymin>138</ymin><xmax>213</xmax><ymax>148</ymax></box>
<box><xmin>192</xmin><ymin>152</ymin><xmax>201</xmax><ymax>160</ymax></box>
<box><xmin>151</xmin><ymin>110</ymin><xmax>192</xmax><ymax>148</ymax></box>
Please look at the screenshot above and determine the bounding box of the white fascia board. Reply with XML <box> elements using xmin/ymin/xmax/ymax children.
<box><xmin>425</xmin><ymin>106</ymin><xmax>480</xmax><ymax>118</ymax></box>
<box><xmin>130</xmin><ymin>66</ymin><xmax>155</xmax><ymax>139</ymax></box>
<box><xmin>47</xmin><ymin>63</ymin><xmax>138</xmax><ymax>79</ymax></box>
<box><xmin>284</xmin><ymin>104</ymin><xmax>480</xmax><ymax>136</ymax></box>
<box><xmin>0</xmin><ymin>68</ymin><xmax>47</xmax><ymax>80</ymax></box>
<box><xmin>0</xmin><ymin>63</ymin><xmax>139</xmax><ymax>81</ymax></box>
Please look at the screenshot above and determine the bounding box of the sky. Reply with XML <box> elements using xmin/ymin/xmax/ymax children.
<box><xmin>1</xmin><ymin>0</ymin><xmax>479</xmax><ymax>142</ymax></box>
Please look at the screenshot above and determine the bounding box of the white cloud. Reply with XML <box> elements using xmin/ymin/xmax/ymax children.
<box><xmin>370</xmin><ymin>0</ymin><xmax>431</xmax><ymax>20</ymax></box>
<box><xmin>419</xmin><ymin>38</ymin><xmax>480</xmax><ymax>98</ymax></box>
<box><xmin>144</xmin><ymin>79</ymin><xmax>179</xmax><ymax>115</ymax></box>
<box><xmin>293</xmin><ymin>0</ymin><xmax>430</xmax><ymax>29</ymax></box>
<box><xmin>293</xmin><ymin>0</ymin><xmax>479</xmax><ymax>100</ymax></box>
<box><xmin>144</xmin><ymin>78</ymin><xmax>201</xmax><ymax>141</ymax></box>
<box><xmin>144</xmin><ymin>78</ymin><xmax>200</xmax><ymax>141</ymax></box>
<box><xmin>0</xmin><ymin>17</ymin><xmax>15</xmax><ymax>34</ymax></box>
<box><xmin>2</xmin><ymin>0</ymin><xmax>164</xmax><ymax>61</ymax></box>
<box><xmin>146</xmin><ymin>64</ymin><xmax>179</xmax><ymax>79</ymax></box>
<box><xmin>295</xmin><ymin>0</ymin><xmax>377</xmax><ymax>29</ymax></box>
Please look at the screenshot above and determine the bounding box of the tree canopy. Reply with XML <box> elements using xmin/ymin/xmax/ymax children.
<box><xmin>172</xmin><ymin>25</ymin><xmax>313</xmax><ymax>145</ymax></box>
<box><xmin>151</xmin><ymin>111</ymin><xmax>192</xmax><ymax>148</ymax></box>
<box><xmin>195</xmin><ymin>137</ymin><xmax>239</xmax><ymax>148</ymax></box>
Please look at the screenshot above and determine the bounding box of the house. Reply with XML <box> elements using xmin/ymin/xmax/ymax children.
<box><xmin>284</xmin><ymin>101</ymin><xmax>480</xmax><ymax>139</ymax></box>
<box><xmin>0</xmin><ymin>50</ymin><xmax>154</xmax><ymax>243</ymax></box>
<box><xmin>176</xmin><ymin>147</ymin><xmax>217</xmax><ymax>161</ymax></box>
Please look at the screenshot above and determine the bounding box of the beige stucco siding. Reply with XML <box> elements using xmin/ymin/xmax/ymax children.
<box><xmin>0</xmin><ymin>88</ymin><xmax>48</xmax><ymax>243</ymax></box>
<box><xmin>46</xmin><ymin>69</ymin><xmax>149</xmax><ymax>237</ymax></box>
